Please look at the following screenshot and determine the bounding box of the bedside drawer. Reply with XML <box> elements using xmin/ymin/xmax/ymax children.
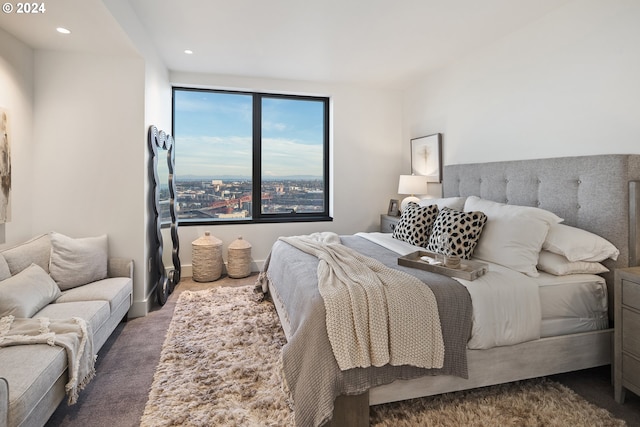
<box><xmin>623</xmin><ymin>307</ymin><xmax>640</xmax><ymax>357</ymax></box>
<box><xmin>380</xmin><ymin>215</ymin><xmax>400</xmax><ymax>233</ymax></box>
<box><xmin>623</xmin><ymin>279</ymin><xmax>640</xmax><ymax>310</ymax></box>
<box><xmin>622</xmin><ymin>353</ymin><xmax>640</xmax><ymax>384</ymax></box>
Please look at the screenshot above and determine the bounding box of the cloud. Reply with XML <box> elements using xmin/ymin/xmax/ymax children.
<box><xmin>262</xmin><ymin>121</ymin><xmax>287</xmax><ymax>132</ymax></box>
<box><xmin>261</xmin><ymin>137</ymin><xmax>323</xmax><ymax>176</ymax></box>
<box><xmin>174</xmin><ymin>135</ymin><xmax>322</xmax><ymax>177</ymax></box>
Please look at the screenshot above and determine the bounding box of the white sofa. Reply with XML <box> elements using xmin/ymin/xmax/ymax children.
<box><xmin>0</xmin><ymin>233</ymin><xmax>133</xmax><ymax>427</ymax></box>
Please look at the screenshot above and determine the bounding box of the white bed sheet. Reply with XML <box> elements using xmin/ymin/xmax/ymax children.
<box><xmin>355</xmin><ymin>232</ymin><xmax>609</xmax><ymax>349</ymax></box>
<box><xmin>356</xmin><ymin>232</ymin><xmax>541</xmax><ymax>350</ymax></box>
<box><xmin>534</xmin><ymin>271</ymin><xmax>609</xmax><ymax>337</ymax></box>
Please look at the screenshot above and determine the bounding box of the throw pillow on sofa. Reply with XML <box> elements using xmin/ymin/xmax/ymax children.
<box><xmin>0</xmin><ymin>255</ymin><xmax>10</xmax><ymax>281</ymax></box>
<box><xmin>1</xmin><ymin>233</ymin><xmax>51</xmax><ymax>275</ymax></box>
<box><xmin>49</xmin><ymin>232</ymin><xmax>108</xmax><ymax>291</ymax></box>
<box><xmin>0</xmin><ymin>263</ymin><xmax>61</xmax><ymax>317</ymax></box>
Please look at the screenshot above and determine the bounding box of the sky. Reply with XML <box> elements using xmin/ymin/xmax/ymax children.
<box><xmin>173</xmin><ymin>89</ymin><xmax>325</xmax><ymax>179</ymax></box>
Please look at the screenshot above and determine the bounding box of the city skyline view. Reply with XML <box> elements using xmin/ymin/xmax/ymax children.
<box><xmin>167</xmin><ymin>88</ymin><xmax>329</xmax><ymax>221</ymax></box>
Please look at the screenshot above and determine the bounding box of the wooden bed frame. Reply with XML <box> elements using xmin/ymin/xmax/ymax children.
<box><xmin>269</xmin><ymin>154</ymin><xmax>640</xmax><ymax>426</ymax></box>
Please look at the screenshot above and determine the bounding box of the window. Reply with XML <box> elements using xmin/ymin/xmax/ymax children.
<box><xmin>172</xmin><ymin>88</ymin><xmax>330</xmax><ymax>224</ymax></box>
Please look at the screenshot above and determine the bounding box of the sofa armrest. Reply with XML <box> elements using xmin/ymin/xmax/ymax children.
<box><xmin>0</xmin><ymin>377</ymin><xmax>8</xmax><ymax>427</ymax></box>
<box><xmin>107</xmin><ymin>258</ymin><xmax>134</xmax><ymax>279</ymax></box>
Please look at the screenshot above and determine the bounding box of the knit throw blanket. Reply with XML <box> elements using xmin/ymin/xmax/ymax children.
<box><xmin>0</xmin><ymin>315</ymin><xmax>96</xmax><ymax>404</ymax></box>
<box><xmin>280</xmin><ymin>232</ymin><xmax>444</xmax><ymax>371</ymax></box>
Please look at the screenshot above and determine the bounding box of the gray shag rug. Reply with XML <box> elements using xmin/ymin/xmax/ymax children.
<box><xmin>141</xmin><ymin>285</ymin><xmax>625</xmax><ymax>427</ymax></box>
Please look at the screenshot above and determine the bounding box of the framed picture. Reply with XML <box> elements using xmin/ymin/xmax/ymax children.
<box><xmin>411</xmin><ymin>133</ymin><xmax>442</xmax><ymax>182</ymax></box>
<box><xmin>387</xmin><ymin>199</ymin><xmax>400</xmax><ymax>216</ymax></box>
<box><xmin>0</xmin><ymin>108</ymin><xmax>11</xmax><ymax>223</ymax></box>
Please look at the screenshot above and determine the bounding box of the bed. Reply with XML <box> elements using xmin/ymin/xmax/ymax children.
<box><xmin>262</xmin><ymin>154</ymin><xmax>640</xmax><ymax>427</ymax></box>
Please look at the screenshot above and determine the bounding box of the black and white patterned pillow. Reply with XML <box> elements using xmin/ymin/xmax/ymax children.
<box><xmin>426</xmin><ymin>207</ymin><xmax>487</xmax><ymax>259</ymax></box>
<box><xmin>392</xmin><ymin>202</ymin><xmax>439</xmax><ymax>247</ymax></box>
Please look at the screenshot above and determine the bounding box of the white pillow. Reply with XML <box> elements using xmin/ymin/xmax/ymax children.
<box><xmin>0</xmin><ymin>256</ymin><xmax>10</xmax><ymax>281</ymax></box>
<box><xmin>49</xmin><ymin>232</ymin><xmax>108</xmax><ymax>291</ymax></box>
<box><xmin>537</xmin><ymin>250</ymin><xmax>609</xmax><ymax>276</ymax></box>
<box><xmin>419</xmin><ymin>197</ymin><xmax>466</xmax><ymax>212</ymax></box>
<box><xmin>0</xmin><ymin>233</ymin><xmax>51</xmax><ymax>275</ymax></box>
<box><xmin>464</xmin><ymin>196</ymin><xmax>563</xmax><ymax>277</ymax></box>
<box><xmin>542</xmin><ymin>223</ymin><xmax>619</xmax><ymax>262</ymax></box>
<box><xmin>0</xmin><ymin>263</ymin><xmax>61</xmax><ymax>317</ymax></box>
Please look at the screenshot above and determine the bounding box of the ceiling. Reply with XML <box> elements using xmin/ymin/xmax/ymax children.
<box><xmin>0</xmin><ymin>0</ymin><xmax>570</xmax><ymax>89</ymax></box>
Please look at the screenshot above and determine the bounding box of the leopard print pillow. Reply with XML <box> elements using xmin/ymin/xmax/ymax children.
<box><xmin>426</xmin><ymin>207</ymin><xmax>487</xmax><ymax>259</ymax></box>
<box><xmin>392</xmin><ymin>202</ymin><xmax>439</xmax><ymax>247</ymax></box>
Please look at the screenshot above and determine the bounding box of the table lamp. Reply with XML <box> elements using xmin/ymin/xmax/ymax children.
<box><xmin>398</xmin><ymin>175</ymin><xmax>429</xmax><ymax>212</ymax></box>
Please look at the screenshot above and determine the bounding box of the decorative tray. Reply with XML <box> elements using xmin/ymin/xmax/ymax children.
<box><xmin>398</xmin><ymin>250</ymin><xmax>488</xmax><ymax>281</ymax></box>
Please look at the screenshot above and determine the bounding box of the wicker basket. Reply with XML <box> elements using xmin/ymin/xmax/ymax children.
<box><xmin>227</xmin><ymin>236</ymin><xmax>252</xmax><ymax>278</ymax></box>
<box><xmin>192</xmin><ymin>231</ymin><xmax>223</xmax><ymax>282</ymax></box>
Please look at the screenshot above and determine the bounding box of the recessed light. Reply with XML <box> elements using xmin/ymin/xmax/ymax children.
<box><xmin>56</xmin><ymin>27</ymin><xmax>71</xmax><ymax>34</ymax></box>
<box><xmin>184</xmin><ymin>50</ymin><xmax>193</xmax><ymax>55</ymax></box>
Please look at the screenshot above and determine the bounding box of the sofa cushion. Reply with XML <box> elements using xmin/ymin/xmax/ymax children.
<box><xmin>0</xmin><ymin>234</ymin><xmax>51</xmax><ymax>275</ymax></box>
<box><xmin>0</xmin><ymin>344</ymin><xmax>66</xmax><ymax>427</ymax></box>
<box><xmin>0</xmin><ymin>255</ymin><xmax>10</xmax><ymax>281</ymax></box>
<box><xmin>49</xmin><ymin>232</ymin><xmax>108</xmax><ymax>291</ymax></box>
<box><xmin>56</xmin><ymin>277</ymin><xmax>132</xmax><ymax>315</ymax></box>
<box><xmin>0</xmin><ymin>264</ymin><xmax>62</xmax><ymax>318</ymax></box>
<box><xmin>35</xmin><ymin>301</ymin><xmax>110</xmax><ymax>338</ymax></box>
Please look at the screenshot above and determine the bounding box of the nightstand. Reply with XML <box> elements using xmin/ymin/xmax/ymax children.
<box><xmin>614</xmin><ymin>267</ymin><xmax>640</xmax><ymax>403</ymax></box>
<box><xmin>380</xmin><ymin>214</ymin><xmax>400</xmax><ymax>233</ymax></box>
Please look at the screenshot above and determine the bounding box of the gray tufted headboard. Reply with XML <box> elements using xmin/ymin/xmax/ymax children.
<box><xmin>443</xmin><ymin>154</ymin><xmax>640</xmax><ymax>319</ymax></box>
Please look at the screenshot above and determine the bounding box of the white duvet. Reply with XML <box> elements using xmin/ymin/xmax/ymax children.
<box><xmin>356</xmin><ymin>232</ymin><xmax>541</xmax><ymax>349</ymax></box>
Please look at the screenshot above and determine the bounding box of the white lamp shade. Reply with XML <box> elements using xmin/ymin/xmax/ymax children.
<box><xmin>398</xmin><ymin>175</ymin><xmax>429</xmax><ymax>195</ymax></box>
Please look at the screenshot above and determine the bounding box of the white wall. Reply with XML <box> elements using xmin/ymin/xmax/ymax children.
<box><xmin>32</xmin><ymin>50</ymin><xmax>147</xmax><ymax>313</ymax></box>
<box><xmin>103</xmin><ymin>0</ymin><xmax>173</xmax><ymax>315</ymax></box>
<box><xmin>168</xmin><ymin>72</ymin><xmax>403</xmax><ymax>274</ymax></box>
<box><xmin>0</xmin><ymin>28</ymin><xmax>34</xmax><ymax>245</ymax></box>
<box><xmin>403</xmin><ymin>0</ymin><xmax>640</xmax><ymax>170</ymax></box>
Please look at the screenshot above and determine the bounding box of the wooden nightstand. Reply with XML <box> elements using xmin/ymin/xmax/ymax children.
<box><xmin>614</xmin><ymin>267</ymin><xmax>640</xmax><ymax>403</ymax></box>
<box><xmin>380</xmin><ymin>214</ymin><xmax>400</xmax><ymax>233</ymax></box>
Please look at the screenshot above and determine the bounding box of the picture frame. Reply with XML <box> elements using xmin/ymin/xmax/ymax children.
<box><xmin>388</xmin><ymin>199</ymin><xmax>400</xmax><ymax>216</ymax></box>
<box><xmin>0</xmin><ymin>108</ymin><xmax>11</xmax><ymax>223</ymax></box>
<box><xmin>411</xmin><ymin>133</ymin><xmax>442</xmax><ymax>182</ymax></box>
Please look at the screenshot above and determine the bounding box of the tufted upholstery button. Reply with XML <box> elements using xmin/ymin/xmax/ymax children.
<box><xmin>536</xmin><ymin>201</ymin><xmax>541</xmax><ymax>206</ymax></box>
<box><xmin>505</xmin><ymin>179</ymin><xmax>509</xmax><ymax>183</ymax></box>
<box><xmin>577</xmin><ymin>180</ymin><xmax>582</xmax><ymax>184</ymax></box>
<box><xmin>577</xmin><ymin>204</ymin><xmax>581</xmax><ymax>209</ymax></box>
<box><xmin>537</xmin><ymin>179</ymin><xmax>542</xmax><ymax>184</ymax></box>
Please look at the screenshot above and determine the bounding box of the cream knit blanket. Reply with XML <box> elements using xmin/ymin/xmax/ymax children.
<box><xmin>0</xmin><ymin>315</ymin><xmax>96</xmax><ymax>404</ymax></box>
<box><xmin>280</xmin><ymin>232</ymin><xmax>444</xmax><ymax>371</ymax></box>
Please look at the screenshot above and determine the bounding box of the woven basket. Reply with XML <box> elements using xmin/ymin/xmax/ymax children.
<box><xmin>227</xmin><ymin>236</ymin><xmax>252</xmax><ymax>278</ymax></box>
<box><xmin>192</xmin><ymin>231</ymin><xmax>223</xmax><ymax>282</ymax></box>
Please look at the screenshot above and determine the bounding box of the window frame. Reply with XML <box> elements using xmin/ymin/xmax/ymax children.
<box><xmin>172</xmin><ymin>87</ymin><xmax>332</xmax><ymax>226</ymax></box>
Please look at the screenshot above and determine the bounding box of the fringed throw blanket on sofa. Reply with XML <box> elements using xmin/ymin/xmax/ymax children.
<box><xmin>279</xmin><ymin>232</ymin><xmax>445</xmax><ymax>370</ymax></box>
<box><xmin>0</xmin><ymin>315</ymin><xmax>96</xmax><ymax>404</ymax></box>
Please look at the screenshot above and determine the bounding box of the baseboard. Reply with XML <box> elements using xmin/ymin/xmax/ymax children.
<box><xmin>129</xmin><ymin>298</ymin><xmax>153</xmax><ymax>318</ymax></box>
<box><xmin>130</xmin><ymin>260</ymin><xmax>266</xmax><ymax>318</ymax></box>
<box><xmin>174</xmin><ymin>260</ymin><xmax>265</xmax><ymax>279</ymax></box>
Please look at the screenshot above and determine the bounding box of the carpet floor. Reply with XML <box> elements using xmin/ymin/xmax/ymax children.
<box><xmin>46</xmin><ymin>275</ymin><xmax>640</xmax><ymax>427</ymax></box>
